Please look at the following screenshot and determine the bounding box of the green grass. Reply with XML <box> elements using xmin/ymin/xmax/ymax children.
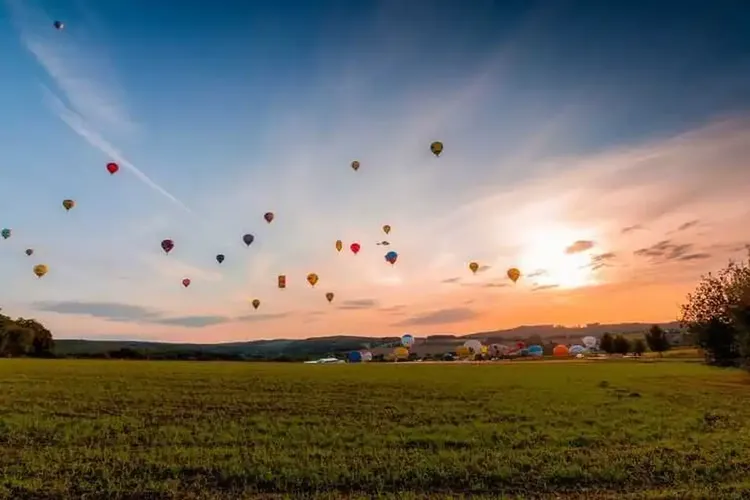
<box><xmin>1</xmin><ymin>360</ymin><xmax>750</xmax><ymax>499</ymax></box>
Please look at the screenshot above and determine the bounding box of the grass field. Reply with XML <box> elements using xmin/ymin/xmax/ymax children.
<box><xmin>1</xmin><ymin>360</ymin><xmax>750</xmax><ymax>499</ymax></box>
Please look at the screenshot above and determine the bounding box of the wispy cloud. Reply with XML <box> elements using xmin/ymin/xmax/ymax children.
<box><xmin>565</xmin><ymin>240</ymin><xmax>595</xmax><ymax>254</ymax></box>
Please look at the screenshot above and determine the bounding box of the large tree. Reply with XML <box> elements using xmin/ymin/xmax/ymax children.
<box><xmin>680</xmin><ymin>250</ymin><xmax>750</xmax><ymax>367</ymax></box>
<box><xmin>645</xmin><ymin>325</ymin><xmax>670</xmax><ymax>356</ymax></box>
<box><xmin>0</xmin><ymin>309</ymin><xmax>55</xmax><ymax>357</ymax></box>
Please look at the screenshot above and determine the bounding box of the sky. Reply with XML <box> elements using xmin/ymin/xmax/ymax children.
<box><xmin>1</xmin><ymin>0</ymin><xmax>750</xmax><ymax>343</ymax></box>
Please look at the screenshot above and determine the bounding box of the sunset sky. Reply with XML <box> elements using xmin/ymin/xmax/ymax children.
<box><xmin>1</xmin><ymin>0</ymin><xmax>749</xmax><ymax>342</ymax></box>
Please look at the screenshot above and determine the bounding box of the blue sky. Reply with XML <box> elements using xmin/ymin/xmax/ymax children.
<box><xmin>1</xmin><ymin>0</ymin><xmax>750</xmax><ymax>342</ymax></box>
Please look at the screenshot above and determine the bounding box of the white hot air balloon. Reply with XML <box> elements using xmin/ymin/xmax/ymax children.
<box><xmin>582</xmin><ymin>336</ymin><xmax>597</xmax><ymax>349</ymax></box>
<box><xmin>401</xmin><ymin>334</ymin><xmax>415</xmax><ymax>347</ymax></box>
<box><xmin>463</xmin><ymin>339</ymin><xmax>483</xmax><ymax>355</ymax></box>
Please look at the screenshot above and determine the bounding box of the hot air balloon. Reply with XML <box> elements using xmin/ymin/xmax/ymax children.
<box><xmin>33</xmin><ymin>264</ymin><xmax>48</xmax><ymax>278</ymax></box>
<box><xmin>393</xmin><ymin>346</ymin><xmax>409</xmax><ymax>361</ymax></box>
<box><xmin>252</xmin><ymin>299</ymin><xmax>260</xmax><ymax>310</ymax></box>
<box><xmin>469</xmin><ymin>262</ymin><xmax>479</xmax><ymax>274</ymax></box>
<box><xmin>582</xmin><ymin>336</ymin><xmax>597</xmax><ymax>349</ymax></box>
<box><xmin>264</xmin><ymin>212</ymin><xmax>274</xmax><ymax>224</ymax></box>
<box><xmin>456</xmin><ymin>346</ymin><xmax>471</xmax><ymax>359</ymax></box>
<box><xmin>350</xmin><ymin>242</ymin><xmax>360</xmax><ymax>255</ymax></box>
<box><xmin>347</xmin><ymin>351</ymin><xmax>363</xmax><ymax>363</ymax></box>
<box><xmin>463</xmin><ymin>339</ymin><xmax>482</xmax><ymax>355</ymax></box>
<box><xmin>242</xmin><ymin>234</ymin><xmax>254</xmax><ymax>246</ymax></box>
<box><xmin>382</xmin><ymin>224</ymin><xmax>391</xmax><ymax>235</ymax></box>
<box><xmin>53</xmin><ymin>21</ymin><xmax>64</xmax><ymax>30</ymax></box>
<box><xmin>106</xmin><ymin>162</ymin><xmax>119</xmax><ymax>174</ymax></box>
<box><xmin>528</xmin><ymin>345</ymin><xmax>544</xmax><ymax>357</ymax></box>
<box><xmin>62</xmin><ymin>199</ymin><xmax>75</xmax><ymax>211</ymax></box>
<box><xmin>1</xmin><ymin>229</ymin><xmax>10</xmax><ymax>239</ymax></box>
<box><xmin>553</xmin><ymin>345</ymin><xmax>569</xmax><ymax>357</ymax></box>
<box><xmin>401</xmin><ymin>334</ymin><xmax>414</xmax><ymax>347</ymax></box>
<box><xmin>430</xmin><ymin>141</ymin><xmax>443</xmax><ymax>157</ymax></box>
<box><xmin>161</xmin><ymin>239</ymin><xmax>174</xmax><ymax>254</ymax></box>
<box><xmin>182</xmin><ymin>278</ymin><xmax>191</xmax><ymax>288</ymax></box>
<box><xmin>569</xmin><ymin>345</ymin><xmax>586</xmax><ymax>356</ymax></box>
<box><xmin>351</xmin><ymin>160</ymin><xmax>360</xmax><ymax>171</ymax></box>
<box><xmin>216</xmin><ymin>254</ymin><xmax>225</xmax><ymax>264</ymax></box>
<box><xmin>515</xmin><ymin>341</ymin><xmax>526</xmax><ymax>350</ymax></box>
<box><xmin>489</xmin><ymin>344</ymin><xmax>510</xmax><ymax>357</ymax></box>
<box><xmin>507</xmin><ymin>268</ymin><xmax>521</xmax><ymax>283</ymax></box>
<box><xmin>325</xmin><ymin>292</ymin><xmax>334</xmax><ymax>303</ymax></box>
<box><xmin>335</xmin><ymin>240</ymin><xmax>343</xmax><ymax>252</ymax></box>
<box><xmin>384</xmin><ymin>251</ymin><xmax>398</xmax><ymax>265</ymax></box>
<box><xmin>278</xmin><ymin>275</ymin><xmax>286</xmax><ymax>289</ymax></box>
<box><xmin>307</xmin><ymin>273</ymin><xmax>319</xmax><ymax>287</ymax></box>
<box><xmin>361</xmin><ymin>351</ymin><xmax>373</xmax><ymax>362</ymax></box>
<box><xmin>25</xmin><ymin>248</ymin><xmax>33</xmax><ymax>256</ymax></box>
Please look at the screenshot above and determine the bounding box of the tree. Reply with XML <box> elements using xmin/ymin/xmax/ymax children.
<box><xmin>599</xmin><ymin>333</ymin><xmax>615</xmax><ymax>354</ymax></box>
<box><xmin>680</xmin><ymin>250</ymin><xmax>750</xmax><ymax>367</ymax></box>
<box><xmin>613</xmin><ymin>335</ymin><xmax>630</xmax><ymax>355</ymax></box>
<box><xmin>0</xmin><ymin>310</ymin><xmax>55</xmax><ymax>358</ymax></box>
<box><xmin>644</xmin><ymin>325</ymin><xmax>670</xmax><ymax>357</ymax></box>
<box><xmin>632</xmin><ymin>338</ymin><xmax>646</xmax><ymax>356</ymax></box>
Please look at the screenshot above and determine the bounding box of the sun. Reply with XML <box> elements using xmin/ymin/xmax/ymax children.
<box><xmin>517</xmin><ymin>225</ymin><xmax>599</xmax><ymax>289</ymax></box>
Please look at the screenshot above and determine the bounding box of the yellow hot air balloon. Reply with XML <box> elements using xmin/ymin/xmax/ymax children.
<box><xmin>469</xmin><ymin>261</ymin><xmax>479</xmax><ymax>274</ymax></box>
<box><xmin>393</xmin><ymin>346</ymin><xmax>409</xmax><ymax>360</ymax></box>
<box><xmin>33</xmin><ymin>264</ymin><xmax>48</xmax><ymax>278</ymax></box>
<box><xmin>430</xmin><ymin>141</ymin><xmax>443</xmax><ymax>157</ymax></box>
<box><xmin>507</xmin><ymin>267</ymin><xmax>521</xmax><ymax>283</ymax></box>
<box><xmin>382</xmin><ymin>224</ymin><xmax>391</xmax><ymax>235</ymax></box>
<box><xmin>278</xmin><ymin>275</ymin><xmax>286</xmax><ymax>289</ymax></box>
<box><xmin>351</xmin><ymin>160</ymin><xmax>360</xmax><ymax>171</ymax></box>
<box><xmin>307</xmin><ymin>273</ymin><xmax>319</xmax><ymax>287</ymax></box>
<box><xmin>335</xmin><ymin>240</ymin><xmax>343</xmax><ymax>252</ymax></box>
<box><xmin>456</xmin><ymin>346</ymin><xmax>471</xmax><ymax>358</ymax></box>
<box><xmin>251</xmin><ymin>299</ymin><xmax>260</xmax><ymax>310</ymax></box>
<box><xmin>62</xmin><ymin>199</ymin><xmax>75</xmax><ymax>211</ymax></box>
<box><xmin>325</xmin><ymin>292</ymin><xmax>334</xmax><ymax>303</ymax></box>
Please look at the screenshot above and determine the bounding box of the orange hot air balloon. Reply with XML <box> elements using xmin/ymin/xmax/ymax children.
<box><xmin>278</xmin><ymin>275</ymin><xmax>286</xmax><ymax>289</ymax></box>
<box><xmin>335</xmin><ymin>240</ymin><xmax>343</xmax><ymax>252</ymax></box>
<box><xmin>553</xmin><ymin>344</ymin><xmax>569</xmax><ymax>357</ymax></box>
<box><xmin>252</xmin><ymin>299</ymin><xmax>260</xmax><ymax>310</ymax></box>
<box><xmin>507</xmin><ymin>268</ymin><xmax>521</xmax><ymax>283</ymax></box>
<box><xmin>382</xmin><ymin>224</ymin><xmax>391</xmax><ymax>235</ymax></box>
<box><xmin>325</xmin><ymin>292</ymin><xmax>334</xmax><ymax>303</ymax></box>
<box><xmin>307</xmin><ymin>273</ymin><xmax>319</xmax><ymax>287</ymax></box>
<box><xmin>62</xmin><ymin>199</ymin><xmax>75</xmax><ymax>211</ymax></box>
<box><xmin>469</xmin><ymin>262</ymin><xmax>479</xmax><ymax>274</ymax></box>
<box><xmin>264</xmin><ymin>212</ymin><xmax>274</xmax><ymax>224</ymax></box>
<box><xmin>351</xmin><ymin>160</ymin><xmax>360</xmax><ymax>171</ymax></box>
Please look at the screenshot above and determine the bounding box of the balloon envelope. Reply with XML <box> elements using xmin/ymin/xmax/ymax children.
<box><xmin>33</xmin><ymin>264</ymin><xmax>48</xmax><ymax>278</ymax></box>
<box><xmin>325</xmin><ymin>292</ymin><xmax>334</xmax><ymax>303</ymax></box>
<box><xmin>216</xmin><ymin>254</ymin><xmax>225</xmax><ymax>264</ymax></box>
<box><xmin>582</xmin><ymin>336</ymin><xmax>597</xmax><ymax>348</ymax></box>
<box><xmin>161</xmin><ymin>239</ymin><xmax>174</xmax><ymax>254</ymax></box>
<box><xmin>456</xmin><ymin>346</ymin><xmax>471</xmax><ymax>358</ymax></box>
<box><xmin>361</xmin><ymin>351</ymin><xmax>373</xmax><ymax>362</ymax></box>
<box><xmin>382</xmin><ymin>224</ymin><xmax>391</xmax><ymax>234</ymax></box>
<box><xmin>251</xmin><ymin>299</ymin><xmax>260</xmax><ymax>310</ymax></box>
<box><xmin>393</xmin><ymin>347</ymin><xmax>409</xmax><ymax>360</ymax></box>
<box><xmin>62</xmin><ymin>199</ymin><xmax>75</xmax><ymax>211</ymax></box>
<box><xmin>430</xmin><ymin>141</ymin><xmax>444</xmax><ymax>156</ymax></box>
<box><xmin>347</xmin><ymin>351</ymin><xmax>363</xmax><ymax>363</ymax></box>
<box><xmin>1</xmin><ymin>228</ymin><xmax>10</xmax><ymax>239</ymax></box>
<box><xmin>306</xmin><ymin>273</ymin><xmax>319</xmax><ymax>287</ymax></box>
<box><xmin>106</xmin><ymin>162</ymin><xmax>119</xmax><ymax>174</ymax></box>
<box><xmin>401</xmin><ymin>334</ymin><xmax>414</xmax><ymax>347</ymax></box>
<box><xmin>528</xmin><ymin>345</ymin><xmax>544</xmax><ymax>356</ymax></box>
<box><xmin>553</xmin><ymin>344</ymin><xmax>569</xmax><ymax>356</ymax></box>
<box><xmin>569</xmin><ymin>345</ymin><xmax>586</xmax><ymax>355</ymax></box>
<box><xmin>335</xmin><ymin>240</ymin><xmax>343</xmax><ymax>252</ymax></box>
<box><xmin>463</xmin><ymin>339</ymin><xmax>482</xmax><ymax>354</ymax></box>
<box><xmin>278</xmin><ymin>275</ymin><xmax>286</xmax><ymax>289</ymax></box>
<box><xmin>182</xmin><ymin>278</ymin><xmax>191</xmax><ymax>287</ymax></box>
<box><xmin>385</xmin><ymin>251</ymin><xmax>398</xmax><ymax>265</ymax></box>
<box><xmin>469</xmin><ymin>262</ymin><xmax>479</xmax><ymax>273</ymax></box>
<box><xmin>264</xmin><ymin>212</ymin><xmax>274</xmax><ymax>223</ymax></box>
<box><xmin>242</xmin><ymin>234</ymin><xmax>254</xmax><ymax>246</ymax></box>
<box><xmin>507</xmin><ymin>268</ymin><xmax>521</xmax><ymax>282</ymax></box>
<box><xmin>351</xmin><ymin>160</ymin><xmax>360</xmax><ymax>171</ymax></box>
<box><xmin>350</xmin><ymin>242</ymin><xmax>360</xmax><ymax>254</ymax></box>
<box><xmin>53</xmin><ymin>21</ymin><xmax>64</xmax><ymax>30</ymax></box>
<box><xmin>25</xmin><ymin>248</ymin><xmax>33</xmax><ymax>256</ymax></box>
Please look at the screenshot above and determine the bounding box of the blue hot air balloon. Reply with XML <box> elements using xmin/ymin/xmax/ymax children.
<box><xmin>347</xmin><ymin>351</ymin><xmax>363</xmax><ymax>363</ymax></box>
<box><xmin>528</xmin><ymin>345</ymin><xmax>544</xmax><ymax>356</ymax></box>
<box><xmin>385</xmin><ymin>250</ymin><xmax>398</xmax><ymax>265</ymax></box>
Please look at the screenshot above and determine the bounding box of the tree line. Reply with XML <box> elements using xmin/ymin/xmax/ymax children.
<box><xmin>0</xmin><ymin>308</ymin><xmax>54</xmax><ymax>357</ymax></box>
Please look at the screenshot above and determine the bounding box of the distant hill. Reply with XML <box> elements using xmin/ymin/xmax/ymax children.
<box><xmin>54</xmin><ymin>322</ymin><xmax>681</xmax><ymax>359</ymax></box>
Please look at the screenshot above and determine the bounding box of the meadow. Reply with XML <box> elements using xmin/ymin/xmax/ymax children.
<box><xmin>1</xmin><ymin>359</ymin><xmax>750</xmax><ymax>499</ymax></box>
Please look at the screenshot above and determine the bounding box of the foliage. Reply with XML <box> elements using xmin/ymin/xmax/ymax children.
<box><xmin>599</xmin><ymin>333</ymin><xmax>615</xmax><ymax>353</ymax></box>
<box><xmin>0</xmin><ymin>309</ymin><xmax>54</xmax><ymax>357</ymax></box>
<box><xmin>0</xmin><ymin>360</ymin><xmax>749</xmax><ymax>498</ymax></box>
<box><xmin>632</xmin><ymin>338</ymin><xmax>647</xmax><ymax>355</ymax></box>
<box><xmin>644</xmin><ymin>325</ymin><xmax>671</xmax><ymax>356</ymax></box>
<box><xmin>612</xmin><ymin>335</ymin><xmax>630</xmax><ymax>354</ymax></box>
<box><xmin>680</xmin><ymin>250</ymin><xmax>750</xmax><ymax>367</ymax></box>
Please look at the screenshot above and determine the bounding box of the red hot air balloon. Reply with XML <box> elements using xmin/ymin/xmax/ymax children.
<box><xmin>350</xmin><ymin>242</ymin><xmax>361</xmax><ymax>255</ymax></box>
<box><xmin>264</xmin><ymin>212</ymin><xmax>274</xmax><ymax>224</ymax></box>
<box><xmin>106</xmin><ymin>162</ymin><xmax>119</xmax><ymax>174</ymax></box>
<box><xmin>182</xmin><ymin>278</ymin><xmax>191</xmax><ymax>288</ymax></box>
<box><xmin>161</xmin><ymin>239</ymin><xmax>174</xmax><ymax>254</ymax></box>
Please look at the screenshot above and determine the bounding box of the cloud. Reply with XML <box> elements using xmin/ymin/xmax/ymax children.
<box><xmin>482</xmin><ymin>282</ymin><xmax>510</xmax><ymax>288</ymax></box>
<box><xmin>33</xmin><ymin>301</ymin><xmax>232</xmax><ymax>328</ymax></box>
<box><xmin>588</xmin><ymin>252</ymin><xmax>617</xmax><ymax>270</ymax></box>
<box><xmin>393</xmin><ymin>307</ymin><xmax>479</xmax><ymax>326</ymax></box>
<box><xmin>441</xmin><ymin>277</ymin><xmax>461</xmax><ymax>283</ymax></box>
<box><xmin>338</xmin><ymin>299</ymin><xmax>379</xmax><ymax>310</ymax></box>
<box><xmin>621</xmin><ymin>224</ymin><xmax>645</xmax><ymax>234</ymax></box>
<box><xmin>531</xmin><ymin>284</ymin><xmax>560</xmax><ymax>291</ymax></box>
<box><xmin>527</xmin><ymin>269</ymin><xmax>547</xmax><ymax>278</ymax></box>
<box><xmin>676</xmin><ymin>220</ymin><xmax>700</xmax><ymax>232</ymax></box>
<box><xmin>236</xmin><ymin>313</ymin><xmax>293</xmax><ymax>322</ymax></box>
<box><xmin>379</xmin><ymin>304</ymin><xmax>406</xmax><ymax>314</ymax></box>
<box><xmin>477</xmin><ymin>265</ymin><xmax>491</xmax><ymax>273</ymax></box>
<box><xmin>677</xmin><ymin>253</ymin><xmax>712</xmax><ymax>261</ymax></box>
<box><xmin>633</xmin><ymin>240</ymin><xmax>696</xmax><ymax>262</ymax></box>
<box><xmin>565</xmin><ymin>240</ymin><xmax>595</xmax><ymax>254</ymax></box>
